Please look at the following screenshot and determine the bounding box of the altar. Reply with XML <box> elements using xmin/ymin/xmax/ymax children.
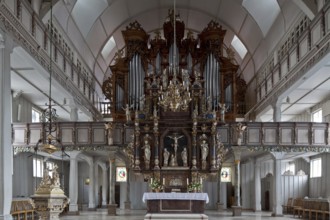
<box><xmin>142</xmin><ymin>192</ymin><xmax>209</xmax><ymax>214</ymax></box>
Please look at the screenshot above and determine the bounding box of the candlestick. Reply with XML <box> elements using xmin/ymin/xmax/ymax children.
<box><xmin>187</xmin><ymin>178</ymin><xmax>189</xmax><ymax>185</ymax></box>
<box><xmin>163</xmin><ymin>177</ymin><xmax>165</xmax><ymax>185</ymax></box>
<box><xmin>200</xmin><ymin>177</ymin><xmax>202</xmax><ymax>184</ymax></box>
<box><xmin>151</xmin><ymin>178</ymin><xmax>153</xmax><ymax>184</ymax></box>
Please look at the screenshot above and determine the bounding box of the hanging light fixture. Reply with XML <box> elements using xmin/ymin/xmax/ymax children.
<box><xmin>40</xmin><ymin>0</ymin><xmax>60</xmax><ymax>154</ymax></box>
<box><xmin>158</xmin><ymin>0</ymin><xmax>192</xmax><ymax>112</ymax></box>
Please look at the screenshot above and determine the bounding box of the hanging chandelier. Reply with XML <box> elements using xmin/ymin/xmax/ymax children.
<box><xmin>40</xmin><ymin>0</ymin><xmax>59</xmax><ymax>154</ymax></box>
<box><xmin>158</xmin><ymin>0</ymin><xmax>191</xmax><ymax>112</ymax></box>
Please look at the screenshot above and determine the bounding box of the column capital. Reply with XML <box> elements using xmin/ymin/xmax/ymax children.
<box><xmin>67</xmin><ymin>151</ymin><xmax>80</xmax><ymax>159</ymax></box>
<box><xmin>270</xmin><ymin>152</ymin><xmax>285</xmax><ymax>160</ymax></box>
<box><xmin>231</xmin><ymin>146</ymin><xmax>241</xmax><ymax>161</ymax></box>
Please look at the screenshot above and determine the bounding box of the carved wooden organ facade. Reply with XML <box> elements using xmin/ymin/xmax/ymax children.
<box><xmin>102</xmin><ymin>11</ymin><xmax>247</xmax><ymax>190</ymax></box>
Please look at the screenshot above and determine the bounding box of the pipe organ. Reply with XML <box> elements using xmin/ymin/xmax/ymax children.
<box><xmin>102</xmin><ymin>10</ymin><xmax>247</xmax><ymax>189</ymax></box>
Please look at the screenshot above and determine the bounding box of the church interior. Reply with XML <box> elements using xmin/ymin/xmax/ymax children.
<box><xmin>1</xmin><ymin>0</ymin><xmax>330</xmax><ymax>219</ymax></box>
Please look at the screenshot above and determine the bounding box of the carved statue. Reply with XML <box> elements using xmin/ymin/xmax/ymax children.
<box><xmin>122</xmin><ymin>104</ymin><xmax>131</xmax><ymax>122</ymax></box>
<box><xmin>200</xmin><ymin>140</ymin><xmax>209</xmax><ymax>161</ymax></box>
<box><xmin>51</xmin><ymin>164</ymin><xmax>60</xmax><ymax>187</ymax></box>
<box><xmin>163</xmin><ymin>148</ymin><xmax>170</xmax><ymax>166</ymax></box>
<box><xmin>104</xmin><ymin>122</ymin><xmax>113</xmax><ymax>145</ymax></box>
<box><xmin>41</xmin><ymin>166</ymin><xmax>52</xmax><ymax>186</ymax></box>
<box><xmin>142</xmin><ymin>139</ymin><xmax>151</xmax><ymax>163</ymax></box>
<box><xmin>181</xmin><ymin>147</ymin><xmax>188</xmax><ymax>167</ymax></box>
<box><xmin>167</xmin><ymin>134</ymin><xmax>184</xmax><ymax>158</ymax></box>
<box><xmin>170</xmin><ymin>154</ymin><xmax>176</xmax><ymax>167</ymax></box>
<box><xmin>236</xmin><ymin>123</ymin><xmax>247</xmax><ymax>146</ymax></box>
<box><xmin>218</xmin><ymin>103</ymin><xmax>228</xmax><ymax>122</ymax></box>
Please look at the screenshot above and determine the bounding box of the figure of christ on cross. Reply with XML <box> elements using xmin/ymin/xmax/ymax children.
<box><xmin>167</xmin><ymin>134</ymin><xmax>184</xmax><ymax>166</ymax></box>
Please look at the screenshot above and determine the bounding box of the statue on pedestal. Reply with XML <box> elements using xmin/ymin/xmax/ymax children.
<box><xmin>142</xmin><ymin>139</ymin><xmax>151</xmax><ymax>168</ymax></box>
<box><xmin>163</xmin><ymin>148</ymin><xmax>170</xmax><ymax>167</ymax></box>
<box><xmin>200</xmin><ymin>140</ymin><xmax>209</xmax><ymax>169</ymax></box>
<box><xmin>181</xmin><ymin>147</ymin><xmax>188</xmax><ymax>167</ymax></box>
<box><xmin>105</xmin><ymin>122</ymin><xmax>113</xmax><ymax>145</ymax></box>
<box><xmin>236</xmin><ymin>123</ymin><xmax>247</xmax><ymax>146</ymax></box>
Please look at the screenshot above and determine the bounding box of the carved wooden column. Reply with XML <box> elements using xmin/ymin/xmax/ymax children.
<box><xmin>153</xmin><ymin>114</ymin><xmax>160</xmax><ymax>169</ymax></box>
<box><xmin>191</xmin><ymin>117</ymin><xmax>197</xmax><ymax>170</ymax></box>
<box><xmin>210</xmin><ymin>121</ymin><xmax>217</xmax><ymax>171</ymax></box>
<box><xmin>134</xmin><ymin>118</ymin><xmax>141</xmax><ymax>170</ymax></box>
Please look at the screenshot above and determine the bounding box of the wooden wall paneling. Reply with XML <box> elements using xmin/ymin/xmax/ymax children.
<box><xmin>28</xmin><ymin>123</ymin><xmax>42</xmax><ymax>145</ymax></box>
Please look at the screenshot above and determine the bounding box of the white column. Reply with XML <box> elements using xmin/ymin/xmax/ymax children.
<box><xmin>271</xmin><ymin>152</ymin><xmax>284</xmax><ymax>216</ymax></box>
<box><xmin>220</xmin><ymin>182</ymin><xmax>227</xmax><ymax>209</ymax></box>
<box><xmin>272</xmin><ymin>102</ymin><xmax>281</xmax><ymax>122</ymax></box>
<box><xmin>68</xmin><ymin>152</ymin><xmax>80</xmax><ymax>214</ymax></box>
<box><xmin>232</xmin><ymin>147</ymin><xmax>241</xmax><ymax>207</ymax></box>
<box><xmin>70</xmin><ymin>107</ymin><xmax>78</xmax><ymax>121</ymax></box>
<box><xmin>0</xmin><ymin>32</ymin><xmax>14</xmax><ymax>220</ymax></box>
<box><xmin>88</xmin><ymin>158</ymin><xmax>96</xmax><ymax>209</ymax></box>
<box><xmin>254</xmin><ymin>160</ymin><xmax>262</xmax><ymax>211</ymax></box>
<box><xmin>101</xmin><ymin>164</ymin><xmax>108</xmax><ymax>207</ymax></box>
<box><xmin>94</xmin><ymin>163</ymin><xmax>99</xmax><ymax>208</ymax></box>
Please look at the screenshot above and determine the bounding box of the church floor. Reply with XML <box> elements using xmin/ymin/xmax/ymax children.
<box><xmin>60</xmin><ymin>209</ymin><xmax>296</xmax><ymax>220</ymax></box>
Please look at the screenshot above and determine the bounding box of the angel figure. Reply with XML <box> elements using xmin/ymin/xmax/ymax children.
<box><xmin>236</xmin><ymin>123</ymin><xmax>247</xmax><ymax>146</ymax></box>
<box><xmin>218</xmin><ymin>103</ymin><xmax>229</xmax><ymax>122</ymax></box>
<box><xmin>122</xmin><ymin>104</ymin><xmax>131</xmax><ymax>122</ymax></box>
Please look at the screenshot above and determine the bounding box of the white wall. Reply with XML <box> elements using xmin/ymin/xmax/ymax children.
<box><xmin>309</xmin><ymin>153</ymin><xmax>330</xmax><ymax>198</ymax></box>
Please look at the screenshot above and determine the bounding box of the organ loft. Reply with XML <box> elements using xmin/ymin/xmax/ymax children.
<box><xmin>102</xmin><ymin>9</ymin><xmax>247</xmax><ymax>193</ymax></box>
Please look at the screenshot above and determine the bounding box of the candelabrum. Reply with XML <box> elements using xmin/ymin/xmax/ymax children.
<box><xmin>158</xmin><ymin>69</ymin><xmax>191</xmax><ymax>112</ymax></box>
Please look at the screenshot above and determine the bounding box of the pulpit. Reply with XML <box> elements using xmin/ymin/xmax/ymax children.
<box><xmin>143</xmin><ymin>192</ymin><xmax>209</xmax><ymax>214</ymax></box>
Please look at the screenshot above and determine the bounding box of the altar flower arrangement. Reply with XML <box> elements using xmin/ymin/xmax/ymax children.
<box><xmin>188</xmin><ymin>182</ymin><xmax>202</xmax><ymax>192</ymax></box>
<box><xmin>150</xmin><ymin>178</ymin><xmax>163</xmax><ymax>192</ymax></box>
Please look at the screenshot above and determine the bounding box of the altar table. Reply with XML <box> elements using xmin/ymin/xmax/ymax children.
<box><xmin>142</xmin><ymin>192</ymin><xmax>209</xmax><ymax>214</ymax></box>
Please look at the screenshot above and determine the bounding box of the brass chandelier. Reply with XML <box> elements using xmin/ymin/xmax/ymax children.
<box><xmin>158</xmin><ymin>0</ymin><xmax>191</xmax><ymax>112</ymax></box>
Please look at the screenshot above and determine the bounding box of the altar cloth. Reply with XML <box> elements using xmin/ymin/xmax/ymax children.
<box><xmin>142</xmin><ymin>192</ymin><xmax>209</xmax><ymax>203</ymax></box>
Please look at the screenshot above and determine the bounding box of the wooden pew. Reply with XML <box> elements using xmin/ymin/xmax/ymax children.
<box><xmin>282</xmin><ymin>197</ymin><xmax>293</xmax><ymax>214</ymax></box>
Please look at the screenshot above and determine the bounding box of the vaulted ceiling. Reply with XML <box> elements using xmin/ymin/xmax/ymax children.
<box><xmin>48</xmin><ymin>0</ymin><xmax>307</xmax><ymax>85</ymax></box>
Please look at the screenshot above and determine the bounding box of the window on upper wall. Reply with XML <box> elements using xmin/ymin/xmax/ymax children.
<box><xmin>32</xmin><ymin>108</ymin><xmax>41</xmax><ymax>123</ymax></box>
<box><xmin>312</xmin><ymin>109</ymin><xmax>322</xmax><ymax>122</ymax></box>
<box><xmin>310</xmin><ymin>158</ymin><xmax>322</xmax><ymax>178</ymax></box>
<box><xmin>33</xmin><ymin>158</ymin><xmax>43</xmax><ymax>178</ymax></box>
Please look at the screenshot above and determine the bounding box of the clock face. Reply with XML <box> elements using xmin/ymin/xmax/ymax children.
<box><xmin>116</xmin><ymin>167</ymin><xmax>127</xmax><ymax>182</ymax></box>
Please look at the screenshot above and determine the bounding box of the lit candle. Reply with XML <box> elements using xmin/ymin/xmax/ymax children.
<box><xmin>187</xmin><ymin>178</ymin><xmax>189</xmax><ymax>185</ymax></box>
